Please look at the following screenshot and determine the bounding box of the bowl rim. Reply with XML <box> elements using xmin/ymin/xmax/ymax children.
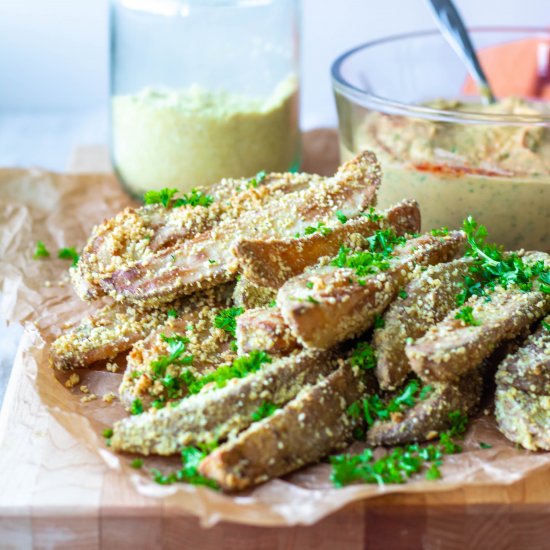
<box><xmin>331</xmin><ymin>26</ymin><xmax>550</xmax><ymax>125</ymax></box>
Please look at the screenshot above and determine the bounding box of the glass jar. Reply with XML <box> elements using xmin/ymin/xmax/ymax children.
<box><xmin>332</xmin><ymin>28</ymin><xmax>550</xmax><ymax>252</ymax></box>
<box><xmin>110</xmin><ymin>0</ymin><xmax>300</xmax><ymax>197</ymax></box>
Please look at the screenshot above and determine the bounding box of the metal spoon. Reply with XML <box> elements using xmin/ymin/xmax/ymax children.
<box><xmin>426</xmin><ymin>0</ymin><xmax>496</xmax><ymax>104</ymax></box>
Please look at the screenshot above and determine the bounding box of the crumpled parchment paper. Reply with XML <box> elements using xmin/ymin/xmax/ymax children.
<box><xmin>1</xmin><ymin>167</ymin><xmax>549</xmax><ymax>527</ymax></box>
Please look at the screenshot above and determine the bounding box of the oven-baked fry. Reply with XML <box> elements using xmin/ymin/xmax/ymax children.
<box><xmin>235</xmin><ymin>307</ymin><xmax>300</xmax><ymax>356</ymax></box>
<box><xmin>278</xmin><ymin>231</ymin><xmax>465</xmax><ymax>349</ymax></box>
<box><xmin>233</xmin><ymin>199</ymin><xmax>420</xmax><ymax>289</ymax></box>
<box><xmin>495</xmin><ymin>316</ymin><xmax>550</xmax><ymax>395</ymax></box>
<box><xmin>374</xmin><ymin>258</ymin><xmax>473</xmax><ymax>390</ymax></box>
<box><xmin>110</xmin><ymin>349</ymin><xmax>338</xmax><ymax>455</ymax></box>
<box><xmin>97</xmin><ymin>152</ymin><xmax>381</xmax><ymax>306</ymax></box>
<box><xmin>367</xmin><ymin>371</ymin><xmax>482</xmax><ymax>446</ymax></box>
<box><xmin>199</xmin><ymin>362</ymin><xmax>374</xmax><ymax>491</ymax></box>
<box><xmin>407</xmin><ymin>285</ymin><xmax>550</xmax><ymax>384</ymax></box>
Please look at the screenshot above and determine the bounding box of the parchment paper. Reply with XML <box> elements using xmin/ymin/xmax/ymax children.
<box><xmin>1</xmin><ymin>167</ymin><xmax>549</xmax><ymax>527</ymax></box>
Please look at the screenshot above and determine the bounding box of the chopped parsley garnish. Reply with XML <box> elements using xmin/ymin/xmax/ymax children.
<box><xmin>151</xmin><ymin>446</ymin><xmax>218</xmax><ymax>489</ymax></box>
<box><xmin>295</xmin><ymin>222</ymin><xmax>332</xmax><ymax>238</ymax></box>
<box><xmin>479</xmin><ymin>442</ymin><xmax>492</xmax><ymax>449</ymax></box>
<box><xmin>348</xmin><ymin>379</ymin><xmax>432</xmax><ymax>427</ymax></box>
<box><xmin>144</xmin><ymin>187</ymin><xmax>213</xmax><ymax>208</ymax></box>
<box><xmin>58</xmin><ymin>247</ymin><xmax>80</xmax><ymax>266</ymax></box>
<box><xmin>374</xmin><ymin>314</ymin><xmax>385</xmax><ymax>329</ymax></box>
<box><xmin>431</xmin><ymin>227</ymin><xmax>449</xmax><ymax>237</ymax></box>
<box><xmin>362</xmin><ymin>207</ymin><xmax>383</xmax><ymax>223</ymax></box>
<box><xmin>131</xmin><ymin>458</ymin><xmax>143</xmax><ymax>469</ymax></box>
<box><xmin>268</xmin><ymin>299</ymin><xmax>277</xmax><ymax>308</ymax></box>
<box><xmin>33</xmin><ymin>240</ymin><xmax>50</xmax><ymax>259</ymax></box>
<box><xmin>306</xmin><ymin>281</ymin><xmax>314</xmax><ymax>289</ymax></box>
<box><xmin>213</xmin><ymin>307</ymin><xmax>244</xmax><ymax>338</ymax></box>
<box><xmin>307</xmin><ymin>295</ymin><xmax>319</xmax><ymax>304</ymax></box>
<box><xmin>130</xmin><ymin>399</ymin><xmax>144</xmax><ymax>415</ymax></box>
<box><xmin>458</xmin><ymin>216</ymin><xmax>550</xmax><ymax>304</ymax></box>
<box><xmin>186</xmin><ymin>350</ymin><xmax>271</xmax><ymax>395</ymax></box>
<box><xmin>251</xmin><ymin>401</ymin><xmax>278</xmax><ymax>422</ymax></box>
<box><xmin>167</xmin><ymin>309</ymin><xmax>178</xmax><ymax>318</ymax></box>
<box><xmin>150</xmin><ymin>335</ymin><xmax>193</xmax><ymax>383</ymax></box>
<box><xmin>542</xmin><ymin>320</ymin><xmax>550</xmax><ymax>331</ymax></box>
<box><xmin>332</xmin><ymin>410</ymin><xmax>467</xmax><ymax>487</ymax></box>
<box><xmin>335</xmin><ymin>210</ymin><xmax>348</xmax><ymax>224</ymax></box>
<box><xmin>102</xmin><ymin>428</ymin><xmax>113</xmax><ymax>439</ymax></box>
<box><xmin>247</xmin><ymin>170</ymin><xmax>267</xmax><ymax>189</ymax></box>
<box><xmin>398</xmin><ymin>289</ymin><xmax>408</xmax><ymax>299</ymax></box>
<box><xmin>330</xmin><ymin>228</ymin><xmax>407</xmax><ymax>280</ymax></box>
<box><xmin>144</xmin><ymin>188</ymin><xmax>178</xmax><ymax>207</ymax></box>
<box><xmin>454</xmin><ymin>306</ymin><xmax>481</xmax><ymax>326</ymax></box>
<box><xmin>350</xmin><ymin>342</ymin><xmax>377</xmax><ymax>370</ymax></box>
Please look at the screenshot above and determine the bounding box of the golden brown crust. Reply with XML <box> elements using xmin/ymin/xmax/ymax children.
<box><xmin>199</xmin><ymin>362</ymin><xmax>375</xmax><ymax>491</ymax></box>
<box><xmin>233</xmin><ymin>200</ymin><xmax>420</xmax><ymax>289</ymax></box>
<box><xmin>407</xmin><ymin>286</ymin><xmax>550</xmax><ymax>384</ymax></box>
<box><xmin>495</xmin><ymin>386</ymin><xmax>550</xmax><ymax>451</ymax></box>
<box><xmin>96</xmin><ymin>153</ymin><xmax>381</xmax><ymax>306</ymax></box>
<box><xmin>232</xmin><ymin>277</ymin><xmax>276</xmax><ymax>309</ymax></box>
<box><xmin>374</xmin><ymin>258</ymin><xmax>473</xmax><ymax>390</ymax></box>
<box><xmin>495</xmin><ymin>316</ymin><xmax>550</xmax><ymax>395</ymax></box>
<box><xmin>367</xmin><ymin>371</ymin><xmax>482</xmax><ymax>446</ymax></box>
<box><xmin>235</xmin><ymin>308</ymin><xmax>300</xmax><ymax>356</ymax></box>
<box><xmin>110</xmin><ymin>349</ymin><xmax>338</xmax><ymax>455</ymax></box>
<box><xmin>278</xmin><ymin>232</ymin><xmax>465</xmax><ymax>350</ymax></box>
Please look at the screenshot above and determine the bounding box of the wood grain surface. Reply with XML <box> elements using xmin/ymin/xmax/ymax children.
<box><xmin>1</xmin><ymin>132</ymin><xmax>549</xmax><ymax>549</ymax></box>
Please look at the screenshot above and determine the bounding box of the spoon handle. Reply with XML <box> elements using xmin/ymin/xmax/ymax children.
<box><xmin>426</xmin><ymin>0</ymin><xmax>496</xmax><ymax>104</ymax></box>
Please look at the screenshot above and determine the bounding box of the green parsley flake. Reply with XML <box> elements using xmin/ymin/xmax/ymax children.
<box><xmin>186</xmin><ymin>350</ymin><xmax>271</xmax><ymax>395</ymax></box>
<box><xmin>454</xmin><ymin>306</ymin><xmax>481</xmax><ymax>326</ymax></box>
<box><xmin>542</xmin><ymin>320</ymin><xmax>550</xmax><ymax>331</ymax></box>
<box><xmin>374</xmin><ymin>314</ymin><xmax>385</xmax><ymax>329</ymax></box>
<box><xmin>335</xmin><ymin>210</ymin><xmax>348</xmax><ymax>224</ymax></box>
<box><xmin>362</xmin><ymin>207</ymin><xmax>383</xmax><ymax>223</ymax></box>
<box><xmin>102</xmin><ymin>428</ymin><xmax>113</xmax><ymax>439</ymax></box>
<box><xmin>398</xmin><ymin>289</ymin><xmax>408</xmax><ymax>299</ymax></box>
<box><xmin>268</xmin><ymin>299</ymin><xmax>277</xmax><ymax>308</ymax></box>
<box><xmin>213</xmin><ymin>307</ymin><xmax>244</xmax><ymax>338</ymax></box>
<box><xmin>167</xmin><ymin>309</ymin><xmax>178</xmax><ymax>318</ymax></box>
<box><xmin>430</xmin><ymin>227</ymin><xmax>449</xmax><ymax>237</ymax></box>
<box><xmin>247</xmin><ymin>170</ymin><xmax>267</xmax><ymax>189</ymax></box>
<box><xmin>307</xmin><ymin>295</ymin><xmax>319</xmax><ymax>304</ymax></box>
<box><xmin>479</xmin><ymin>442</ymin><xmax>492</xmax><ymax>449</ymax></box>
<box><xmin>144</xmin><ymin>187</ymin><xmax>214</xmax><ymax>208</ymax></box>
<box><xmin>33</xmin><ymin>240</ymin><xmax>50</xmax><ymax>259</ymax></box>
<box><xmin>350</xmin><ymin>342</ymin><xmax>377</xmax><ymax>370</ymax></box>
<box><xmin>131</xmin><ymin>458</ymin><xmax>144</xmax><ymax>469</ymax></box>
<box><xmin>295</xmin><ymin>222</ymin><xmax>332</xmax><ymax>238</ymax></box>
<box><xmin>130</xmin><ymin>399</ymin><xmax>144</xmax><ymax>415</ymax></box>
<box><xmin>58</xmin><ymin>247</ymin><xmax>80</xmax><ymax>266</ymax></box>
<box><xmin>251</xmin><ymin>401</ymin><xmax>278</xmax><ymax>422</ymax></box>
<box><xmin>151</xmin><ymin>446</ymin><xmax>218</xmax><ymax>489</ymax></box>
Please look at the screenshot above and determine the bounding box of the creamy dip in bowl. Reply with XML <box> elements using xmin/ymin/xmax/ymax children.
<box><xmin>332</xmin><ymin>28</ymin><xmax>550</xmax><ymax>251</ymax></box>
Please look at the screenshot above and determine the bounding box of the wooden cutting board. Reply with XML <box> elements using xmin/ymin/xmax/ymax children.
<box><xmin>1</xmin><ymin>132</ymin><xmax>549</xmax><ymax>550</ymax></box>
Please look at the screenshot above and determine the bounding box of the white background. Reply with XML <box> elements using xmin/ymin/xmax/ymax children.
<box><xmin>0</xmin><ymin>0</ymin><xmax>548</xmax><ymax>168</ymax></box>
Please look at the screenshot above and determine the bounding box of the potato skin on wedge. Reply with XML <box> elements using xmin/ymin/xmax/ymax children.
<box><xmin>233</xmin><ymin>200</ymin><xmax>420</xmax><ymax>289</ymax></box>
<box><xmin>367</xmin><ymin>371</ymin><xmax>482</xmax><ymax>446</ymax></box>
<box><xmin>278</xmin><ymin>232</ymin><xmax>465</xmax><ymax>350</ymax></box>
<box><xmin>199</xmin><ymin>363</ymin><xmax>375</xmax><ymax>491</ymax></box>
<box><xmin>374</xmin><ymin>258</ymin><xmax>473</xmax><ymax>390</ymax></box>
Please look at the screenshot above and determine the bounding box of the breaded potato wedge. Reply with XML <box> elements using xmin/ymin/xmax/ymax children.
<box><xmin>234</xmin><ymin>199</ymin><xmax>420</xmax><ymax>289</ymax></box>
<box><xmin>495</xmin><ymin>316</ymin><xmax>550</xmax><ymax>395</ymax></box>
<box><xmin>367</xmin><ymin>371</ymin><xmax>482</xmax><ymax>446</ymax></box>
<box><xmin>50</xmin><ymin>302</ymin><xmax>174</xmax><ymax>370</ymax></box>
<box><xmin>110</xmin><ymin>349</ymin><xmax>338</xmax><ymax>455</ymax></box>
<box><xmin>408</xmin><ymin>286</ymin><xmax>550</xmax><ymax>383</ymax></box>
<box><xmin>495</xmin><ymin>386</ymin><xmax>550</xmax><ymax>451</ymax></box>
<box><xmin>99</xmin><ymin>152</ymin><xmax>381</xmax><ymax>306</ymax></box>
<box><xmin>119</xmin><ymin>303</ymin><xmax>235</xmax><ymax>408</ymax></box>
<box><xmin>278</xmin><ymin>231</ymin><xmax>465</xmax><ymax>349</ymax></box>
<box><xmin>72</xmin><ymin>173</ymin><xmax>314</xmax><ymax>301</ymax></box>
<box><xmin>232</xmin><ymin>277</ymin><xmax>276</xmax><ymax>309</ymax></box>
<box><xmin>199</xmin><ymin>362</ymin><xmax>375</xmax><ymax>491</ymax></box>
<box><xmin>236</xmin><ymin>308</ymin><xmax>300</xmax><ymax>356</ymax></box>
<box><xmin>374</xmin><ymin>258</ymin><xmax>473</xmax><ymax>390</ymax></box>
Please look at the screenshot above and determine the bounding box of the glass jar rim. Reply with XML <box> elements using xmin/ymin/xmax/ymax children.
<box><xmin>117</xmin><ymin>0</ymin><xmax>280</xmax><ymax>14</ymax></box>
<box><xmin>331</xmin><ymin>26</ymin><xmax>550</xmax><ymax>126</ymax></box>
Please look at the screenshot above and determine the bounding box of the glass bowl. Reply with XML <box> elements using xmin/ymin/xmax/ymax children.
<box><xmin>332</xmin><ymin>27</ymin><xmax>550</xmax><ymax>251</ymax></box>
